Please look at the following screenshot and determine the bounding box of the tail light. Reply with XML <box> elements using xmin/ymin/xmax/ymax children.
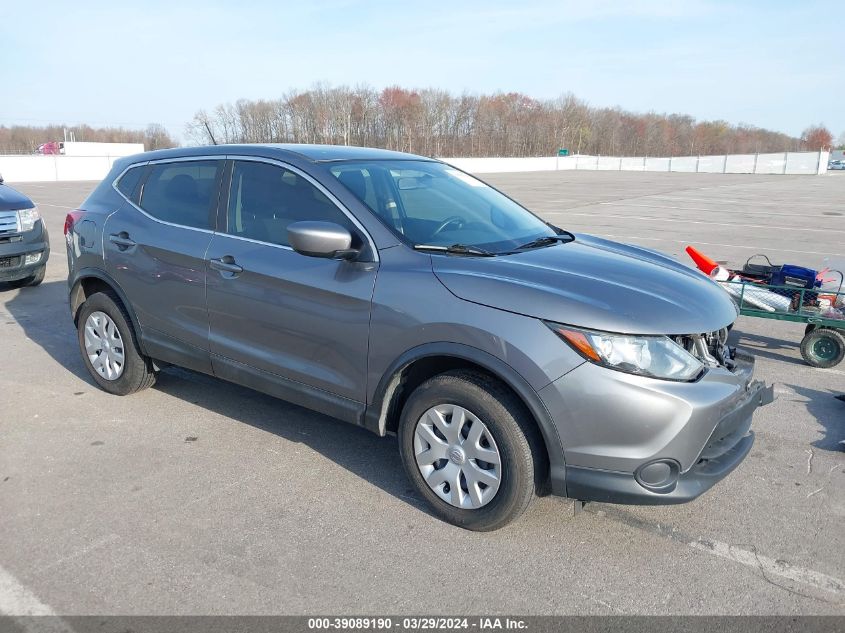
<box><xmin>64</xmin><ymin>211</ymin><xmax>83</xmax><ymax>236</ymax></box>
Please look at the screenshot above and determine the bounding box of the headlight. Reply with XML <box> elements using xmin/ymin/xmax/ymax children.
<box><xmin>18</xmin><ymin>207</ymin><xmax>41</xmax><ymax>231</ymax></box>
<box><xmin>546</xmin><ymin>322</ymin><xmax>704</xmax><ymax>381</ymax></box>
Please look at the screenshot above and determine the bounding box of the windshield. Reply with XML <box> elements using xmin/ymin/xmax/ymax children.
<box><xmin>328</xmin><ymin>160</ymin><xmax>557</xmax><ymax>254</ymax></box>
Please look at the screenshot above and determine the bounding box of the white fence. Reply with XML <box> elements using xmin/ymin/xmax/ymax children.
<box><xmin>0</xmin><ymin>149</ymin><xmax>830</xmax><ymax>183</ymax></box>
<box><xmin>442</xmin><ymin>150</ymin><xmax>829</xmax><ymax>175</ymax></box>
<box><xmin>0</xmin><ymin>154</ymin><xmax>128</xmax><ymax>182</ymax></box>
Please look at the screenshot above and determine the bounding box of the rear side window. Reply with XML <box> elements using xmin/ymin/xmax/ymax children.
<box><xmin>139</xmin><ymin>160</ymin><xmax>221</xmax><ymax>230</ymax></box>
<box><xmin>115</xmin><ymin>165</ymin><xmax>144</xmax><ymax>202</ymax></box>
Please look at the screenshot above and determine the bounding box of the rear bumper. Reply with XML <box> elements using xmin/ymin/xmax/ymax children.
<box><xmin>540</xmin><ymin>352</ymin><xmax>773</xmax><ymax>504</ymax></box>
<box><xmin>0</xmin><ymin>222</ymin><xmax>50</xmax><ymax>282</ymax></box>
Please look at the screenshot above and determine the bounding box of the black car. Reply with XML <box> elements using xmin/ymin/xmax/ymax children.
<box><xmin>0</xmin><ymin>175</ymin><xmax>49</xmax><ymax>287</ymax></box>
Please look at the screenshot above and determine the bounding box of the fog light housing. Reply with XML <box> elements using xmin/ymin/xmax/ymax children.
<box><xmin>634</xmin><ymin>459</ymin><xmax>680</xmax><ymax>493</ymax></box>
<box><xmin>24</xmin><ymin>251</ymin><xmax>42</xmax><ymax>265</ymax></box>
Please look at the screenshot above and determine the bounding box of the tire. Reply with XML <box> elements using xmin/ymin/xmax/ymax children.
<box><xmin>8</xmin><ymin>265</ymin><xmax>46</xmax><ymax>288</ymax></box>
<box><xmin>397</xmin><ymin>369</ymin><xmax>545</xmax><ymax>531</ymax></box>
<box><xmin>76</xmin><ymin>292</ymin><xmax>156</xmax><ymax>395</ymax></box>
<box><xmin>800</xmin><ymin>328</ymin><xmax>845</xmax><ymax>369</ymax></box>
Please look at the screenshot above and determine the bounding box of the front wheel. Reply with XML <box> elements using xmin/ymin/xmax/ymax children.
<box><xmin>76</xmin><ymin>292</ymin><xmax>157</xmax><ymax>395</ymax></box>
<box><xmin>800</xmin><ymin>328</ymin><xmax>845</xmax><ymax>368</ymax></box>
<box><xmin>398</xmin><ymin>370</ymin><xmax>544</xmax><ymax>531</ymax></box>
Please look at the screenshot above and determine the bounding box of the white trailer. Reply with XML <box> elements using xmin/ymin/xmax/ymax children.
<box><xmin>60</xmin><ymin>142</ymin><xmax>145</xmax><ymax>157</ymax></box>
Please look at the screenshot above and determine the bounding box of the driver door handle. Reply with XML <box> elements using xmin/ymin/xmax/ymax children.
<box><xmin>209</xmin><ymin>256</ymin><xmax>243</xmax><ymax>275</ymax></box>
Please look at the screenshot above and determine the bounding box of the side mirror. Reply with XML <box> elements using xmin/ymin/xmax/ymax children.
<box><xmin>0</xmin><ymin>173</ymin><xmax>4</xmax><ymax>184</ymax></box>
<box><xmin>287</xmin><ymin>221</ymin><xmax>358</xmax><ymax>260</ymax></box>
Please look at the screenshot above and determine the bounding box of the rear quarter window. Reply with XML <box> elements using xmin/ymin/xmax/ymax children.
<box><xmin>115</xmin><ymin>165</ymin><xmax>145</xmax><ymax>203</ymax></box>
<box><xmin>139</xmin><ymin>160</ymin><xmax>221</xmax><ymax>230</ymax></box>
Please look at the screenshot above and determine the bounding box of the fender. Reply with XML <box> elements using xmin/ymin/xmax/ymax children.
<box><xmin>365</xmin><ymin>342</ymin><xmax>568</xmax><ymax>496</ymax></box>
<box><xmin>68</xmin><ymin>267</ymin><xmax>148</xmax><ymax>356</ymax></box>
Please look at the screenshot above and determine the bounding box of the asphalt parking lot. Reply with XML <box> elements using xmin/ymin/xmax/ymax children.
<box><xmin>1</xmin><ymin>171</ymin><xmax>843</xmax><ymax>616</ymax></box>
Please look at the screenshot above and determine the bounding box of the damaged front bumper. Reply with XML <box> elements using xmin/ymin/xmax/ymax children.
<box><xmin>540</xmin><ymin>351</ymin><xmax>774</xmax><ymax>503</ymax></box>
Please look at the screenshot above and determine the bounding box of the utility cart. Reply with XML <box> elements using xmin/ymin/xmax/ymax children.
<box><xmin>721</xmin><ymin>279</ymin><xmax>845</xmax><ymax>368</ymax></box>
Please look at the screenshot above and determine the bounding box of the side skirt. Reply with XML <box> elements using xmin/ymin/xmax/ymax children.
<box><xmin>211</xmin><ymin>353</ymin><xmax>365</xmax><ymax>426</ymax></box>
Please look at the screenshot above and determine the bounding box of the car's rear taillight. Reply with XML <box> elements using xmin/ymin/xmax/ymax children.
<box><xmin>64</xmin><ymin>211</ymin><xmax>83</xmax><ymax>236</ymax></box>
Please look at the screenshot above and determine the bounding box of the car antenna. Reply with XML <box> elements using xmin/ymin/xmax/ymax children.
<box><xmin>204</xmin><ymin>122</ymin><xmax>218</xmax><ymax>145</ymax></box>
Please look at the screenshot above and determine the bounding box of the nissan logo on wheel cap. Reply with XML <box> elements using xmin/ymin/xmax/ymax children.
<box><xmin>449</xmin><ymin>447</ymin><xmax>466</xmax><ymax>465</ymax></box>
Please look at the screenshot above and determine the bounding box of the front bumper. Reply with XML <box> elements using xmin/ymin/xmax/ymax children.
<box><xmin>0</xmin><ymin>221</ymin><xmax>50</xmax><ymax>282</ymax></box>
<box><xmin>539</xmin><ymin>352</ymin><xmax>773</xmax><ymax>503</ymax></box>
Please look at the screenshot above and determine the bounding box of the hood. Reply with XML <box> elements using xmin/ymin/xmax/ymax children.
<box><xmin>432</xmin><ymin>234</ymin><xmax>738</xmax><ymax>335</ymax></box>
<box><xmin>0</xmin><ymin>184</ymin><xmax>34</xmax><ymax>211</ymax></box>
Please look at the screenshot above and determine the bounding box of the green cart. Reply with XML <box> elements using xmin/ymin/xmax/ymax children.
<box><xmin>721</xmin><ymin>279</ymin><xmax>845</xmax><ymax>368</ymax></box>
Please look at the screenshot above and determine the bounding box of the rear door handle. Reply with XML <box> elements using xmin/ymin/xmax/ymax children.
<box><xmin>209</xmin><ymin>256</ymin><xmax>243</xmax><ymax>275</ymax></box>
<box><xmin>109</xmin><ymin>232</ymin><xmax>136</xmax><ymax>250</ymax></box>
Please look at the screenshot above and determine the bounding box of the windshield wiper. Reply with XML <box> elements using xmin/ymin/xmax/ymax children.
<box><xmin>514</xmin><ymin>231</ymin><xmax>575</xmax><ymax>251</ymax></box>
<box><xmin>414</xmin><ymin>243</ymin><xmax>496</xmax><ymax>257</ymax></box>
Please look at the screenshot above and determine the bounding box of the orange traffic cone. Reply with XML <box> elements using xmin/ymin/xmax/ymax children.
<box><xmin>685</xmin><ymin>245</ymin><xmax>718</xmax><ymax>275</ymax></box>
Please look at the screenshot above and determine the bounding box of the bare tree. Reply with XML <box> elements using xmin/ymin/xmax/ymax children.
<box><xmin>144</xmin><ymin>123</ymin><xmax>176</xmax><ymax>150</ymax></box>
<box><xmin>178</xmin><ymin>83</ymin><xmax>805</xmax><ymax>158</ymax></box>
<box><xmin>1</xmin><ymin>123</ymin><xmax>176</xmax><ymax>154</ymax></box>
<box><xmin>801</xmin><ymin>125</ymin><xmax>833</xmax><ymax>151</ymax></box>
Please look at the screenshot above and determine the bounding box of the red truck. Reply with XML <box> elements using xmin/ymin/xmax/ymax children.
<box><xmin>36</xmin><ymin>141</ymin><xmax>61</xmax><ymax>155</ymax></box>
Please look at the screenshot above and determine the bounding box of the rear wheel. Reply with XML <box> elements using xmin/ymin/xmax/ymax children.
<box><xmin>800</xmin><ymin>328</ymin><xmax>845</xmax><ymax>368</ymax></box>
<box><xmin>397</xmin><ymin>370</ymin><xmax>544</xmax><ymax>531</ymax></box>
<box><xmin>76</xmin><ymin>292</ymin><xmax>156</xmax><ymax>395</ymax></box>
<box><xmin>8</xmin><ymin>265</ymin><xmax>45</xmax><ymax>288</ymax></box>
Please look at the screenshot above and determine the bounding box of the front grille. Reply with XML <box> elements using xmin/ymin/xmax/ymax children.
<box><xmin>0</xmin><ymin>210</ymin><xmax>20</xmax><ymax>235</ymax></box>
<box><xmin>0</xmin><ymin>255</ymin><xmax>21</xmax><ymax>269</ymax></box>
<box><xmin>672</xmin><ymin>327</ymin><xmax>735</xmax><ymax>370</ymax></box>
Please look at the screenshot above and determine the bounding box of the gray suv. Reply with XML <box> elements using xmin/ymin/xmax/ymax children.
<box><xmin>66</xmin><ymin>145</ymin><xmax>772</xmax><ymax>530</ymax></box>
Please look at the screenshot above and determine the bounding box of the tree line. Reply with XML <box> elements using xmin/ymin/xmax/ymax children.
<box><xmin>0</xmin><ymin>123</ymin><xmax>175</xmax><ymax>154</ymax></box>
<box><xmin>186</xmin><ymin>85</ymin><xmax>834</xmax><ymax>157</ymax></box>
<box><xmin>2</xmin><ymin>85</ymin><xmax>838</xmax><ymax>158</ymax></box>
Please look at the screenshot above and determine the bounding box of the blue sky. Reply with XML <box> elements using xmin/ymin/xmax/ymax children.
<box><xmin>2</xmin><ymin>0</ymin><xmax>842</xmax><ymax>142</ymax></box>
